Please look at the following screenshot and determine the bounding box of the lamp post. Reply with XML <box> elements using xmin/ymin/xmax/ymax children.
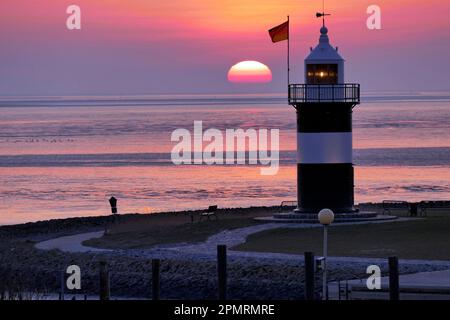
<box><xmin>318</xmin><ymin>208</ymin><xmax>334</xmax><ymax>300</ymax></box>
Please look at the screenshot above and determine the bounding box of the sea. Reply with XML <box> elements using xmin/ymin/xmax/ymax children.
<box><xmin>0</xmin><ymin>92</ymin><xmax>449</xmax><ymax>225</ymax></box>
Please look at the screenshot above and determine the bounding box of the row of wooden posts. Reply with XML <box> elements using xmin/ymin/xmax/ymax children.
<box><xmin>95</xmin><ymin>245</ymin><xmax>400</xmax><ymax>301</ymax></box>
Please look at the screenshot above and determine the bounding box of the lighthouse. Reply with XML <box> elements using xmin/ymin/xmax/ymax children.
<box><xmin>288</xmin><ymin>20</ymin><xmax>360</xmax><ymax>214</ymax></box>
<box><xmin>266</xmin><ymin>14</ymin><xmax>396</xmax><ymax>223</ymax></box>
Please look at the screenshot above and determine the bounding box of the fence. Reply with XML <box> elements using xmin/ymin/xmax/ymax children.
<box><xmin>288</xmin><ymin>84</ymin><xmax>360</xmax><ymax>105</ymax></box>
<box><xmin>87</xmin><ymin>247</ymin><xmax>401</xmax><ymax>301</ymax></box>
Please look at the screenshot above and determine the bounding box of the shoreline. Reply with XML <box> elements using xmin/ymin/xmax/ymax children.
<box><xmin>0</xmin><ymin>205</ymin><xmax>285</xmax><ymax>240</ymax></box>
<box><xmin>0</xmin><ymin>201</ymin><xmax>401</xmax><ymax>231</ymax></box>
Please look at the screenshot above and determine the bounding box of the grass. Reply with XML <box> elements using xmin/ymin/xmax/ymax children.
<box><xmin>234</xmin><ymin>216</ymin><xmax>450</xmax><ymax>260</ymax></box>
<box><xmin>83</xmin><ymin>209</ymin><xmax>268</xmax><ymax>249</ymax></box>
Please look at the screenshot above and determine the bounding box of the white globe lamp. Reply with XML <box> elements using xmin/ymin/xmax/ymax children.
<box><xmin>318</xmin><ymin>208</ymin><xmax>335</xmax><ymax>225</ymax></box>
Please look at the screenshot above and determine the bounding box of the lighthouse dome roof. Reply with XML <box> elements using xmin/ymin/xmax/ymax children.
<box><xmin>305</xmin><ymin>26</ymin><xmax>344</xmax><ymax>62</ymax></box>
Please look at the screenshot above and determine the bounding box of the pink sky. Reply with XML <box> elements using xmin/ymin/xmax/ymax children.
<box><xmin>1</xmin><ymin>0</ymin><xmax>449</xmax><ymax>95</ymax></box>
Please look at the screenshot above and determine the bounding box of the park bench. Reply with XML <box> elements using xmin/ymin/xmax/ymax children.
<box><xmin>279</xmin><ymin>201</ymin><xmax>298</xmax><ymax>212</ymax></box>
<box><xmin>382</xmin><ymin>200</ymin><xmax>410</xmax><ymax>216</ymax></box>
<box><xmin>199</xmin><ymin>205</ymin><xmax>218</xmax><ymax>221</ymax></box>
<box><xmin>419</xmin><ymin>201</ymin><xmax>450</xmax><ymax>217</ymax></box>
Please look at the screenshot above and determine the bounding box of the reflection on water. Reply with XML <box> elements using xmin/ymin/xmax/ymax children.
<box><xmin>1</xmin><ymin>99</ymin><xmax>450</xmax><ymax>155</ymax></box>
<box><xmin>0</xmin><ymin>165</ymin><xmax>449</xmax><ymax>225</ymax></box>
<box><xmin>0</xmin><ymin>95</ymin><xmax>449</xmax><ymax>224</ymax></box>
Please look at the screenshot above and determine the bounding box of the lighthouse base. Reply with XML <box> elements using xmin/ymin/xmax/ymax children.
<box><xmin>293</xmin><ymin>206</ymin><xmax>358</xmax><ymax>214</ymax></box>
<box><xmin>256</xmin><ymin>211</ymin><xmax>397</xmax><ymax>224</ymax></box>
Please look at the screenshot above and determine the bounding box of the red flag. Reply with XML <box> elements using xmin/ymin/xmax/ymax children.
<box><xmin>268</xmin><ymin>20</ymin><xmax>289</xmax><ymax>43</ymax></box>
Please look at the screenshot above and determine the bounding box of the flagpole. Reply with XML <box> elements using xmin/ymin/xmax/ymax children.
<box><xmin>287</xmin><ymin>15</ymin><xmax>290</xmax><ymax>86</ymax></box>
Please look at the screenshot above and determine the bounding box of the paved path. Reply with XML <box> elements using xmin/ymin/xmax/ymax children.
<box><xmin>33</xmin><ymin>218</ymin><xmax>401</xmax><ymax>255</ymax></box>
<box><xmin>33</xmin><ymin>218</ymin><xmax>450</xmax><ymax>268</ymax></box>
<box><xmin>35</xmin><ymin>223</ymin><xmax>311</xmax><ymax>256</ymax></box>
<box><xmin>152</xmin><ymin>222</ymin><xmax>316</xmax><ymax>253</ymax></box>
<box><xmin>148</xmin><ymin>218</ymin><xmax>415</xmax><ymax>255</ymax></box>
<box><xmin>35</xmin><ymin>231</ymin><xmax>112</xmax><ymax>253</ymax></box>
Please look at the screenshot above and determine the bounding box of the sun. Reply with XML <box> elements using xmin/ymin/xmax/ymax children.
<box><xmin>227</xmin><ymin>61</ymin><xmax>272</xmax><ymax>83</ymax></box>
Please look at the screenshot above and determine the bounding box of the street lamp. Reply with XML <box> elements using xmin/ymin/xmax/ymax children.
<box><xmin>318</xmin><ymin>208</ymin><xmax>334</xmax><ymax>300</ymax></box>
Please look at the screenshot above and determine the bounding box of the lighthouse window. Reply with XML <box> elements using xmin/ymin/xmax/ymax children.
<box><xmin>306</xmin><ymin>64</ymin><xmax>338</xmax><ymax>84</ymax></box>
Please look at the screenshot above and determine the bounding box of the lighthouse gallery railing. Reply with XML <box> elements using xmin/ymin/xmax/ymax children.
<box><xmin>288</xmin><ymin>84</ymin><xmax>360</xmax><ymax>104</ymax></box>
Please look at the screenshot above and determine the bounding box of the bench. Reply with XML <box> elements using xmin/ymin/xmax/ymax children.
<box><xmin>382</xmin><ymin>200</ymin><xmax>410</xmax><ymax>216</ymax></box>
<box><xmin>279</xmin><ymin>201</ymin><xmax>298</xmax><ymax>212</ymax></box>
<box><xmin>199</xmin><ymin>205</ymin><xmax>218</xmax><ymax>221</ymax></box>
<box><xmin>419</xmin><ymin>201</ymin><xmax>450</xmax><ymax>217</ymax></box>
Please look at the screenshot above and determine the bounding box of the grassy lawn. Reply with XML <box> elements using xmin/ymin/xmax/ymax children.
<box><xmin>84</xmin><ymin>209</ymin><xmax>267</xmax><ymax>249</ymax></box>
<box><xmin>234</xmin><ymin>217</ymin><xmax>450</xmax><ymax>260</ymax></box>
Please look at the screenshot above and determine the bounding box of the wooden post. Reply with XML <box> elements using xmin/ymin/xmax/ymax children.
<box><xmin>217</xmin><ymin>245</ymin><xmax>227</xmax><ymax>300</ymax></box>
<box><xmin>338</xmin><ymin>280</ymin><xmax>341</xmax><ymax>300</ymax></box>
<box><xmin>345</xmin><ymin>280</ymin><xmax>349</xmax><ymax>300</ymax></box>
<box><xmin>60</xmin><ymin>270</ymin><xmax>65</xmax><ymax>301</ymax></box>
<box><xmin>152</xmin><ymin>259</ymin><xmax>160</xmax><ymax>300</ymax></box>
<box><xmin>389</xmin><ymin>256</ymin><xmax>400</xmax><ymax>301</ymax></box>
<box><xmin>304</xmin><ymin>252</ymin><xmax>315</xmax><ymax>301</ymax></box>
<box><xmin>99</xmin><ymin>261</ymin><xmax>110</xmax><ymax>300</ymax></box>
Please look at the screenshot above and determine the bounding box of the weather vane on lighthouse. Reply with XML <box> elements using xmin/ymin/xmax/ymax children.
<box><xmin>316</xmin><ymin>0</ymin><xmax>331</xmax><ymax>27</ymax></box>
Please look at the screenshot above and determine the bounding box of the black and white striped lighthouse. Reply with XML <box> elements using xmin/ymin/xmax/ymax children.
<box><xmin>288</xmin><ymin>21</ymin><xmax>360</xmax><ymax>214</ymax></box>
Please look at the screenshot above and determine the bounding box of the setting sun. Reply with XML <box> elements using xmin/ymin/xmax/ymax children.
<box><xmin>227</xmin><ymin>60</ymin><xmax>272</xmax><ymax>83</ymax></box>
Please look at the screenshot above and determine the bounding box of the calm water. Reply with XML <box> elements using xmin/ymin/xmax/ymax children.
<box><xmin>0</xmin><ymin>93</ymin><xmax>449</xmax><ymax>225</ymax></box>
